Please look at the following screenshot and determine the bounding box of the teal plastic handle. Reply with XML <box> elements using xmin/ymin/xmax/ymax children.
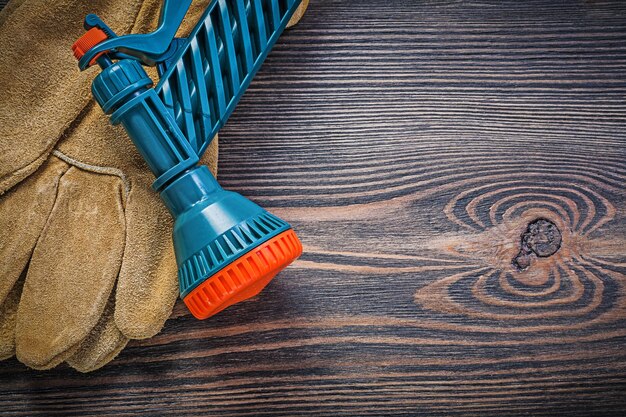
<box><xmin>79</xmin><ymin>0</ymin><xmax>193</xmax><ymax>68</ymax></box>
<box><xmin>156</xmin><ymin>0</ymin><xmax>304</xmax><ymax>155</ymax></box>
<box><xmin>82</xmin><ymin>0</ymin><xmax>303</xmax><ymax>157</ymax></box>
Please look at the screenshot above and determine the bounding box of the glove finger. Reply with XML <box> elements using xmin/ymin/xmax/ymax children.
<box><xmin>287</xmin><ymin>0</ymin><xmax>309</xmax><ymax>28</ymax></box>
<box><xmin>0</xmin><ymin>157</ymin><xmax>70</xmax><ymax>303</ymax></box>
<box><xmin>114</xmin><ymin>136</ymin><xmax>218</xmax><ymax>339</ymax></box>
<box><xmin>114</xmin><ymin>179</ymin><xmax>178</xmax><ymax>339</ymax></box>
<box><xmin>16</xmin><ymin>166</ymin><xmax>126</xmax><ymax>369</ymax></box>
<box><xmin>0</xmin><ymin>271</ymin><xmax>26</xmax><ymax>360</ymax></box>
<box><xmin>66</xmin><ymin>295</ymin><xmax>128</xmax><ymax>373</ymax></box>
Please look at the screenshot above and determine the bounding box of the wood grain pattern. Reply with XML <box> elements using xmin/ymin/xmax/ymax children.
<box><xmin>1</xmin><ymin>0</ymin><xmax>626</xmax><ymax>415</ymax></box>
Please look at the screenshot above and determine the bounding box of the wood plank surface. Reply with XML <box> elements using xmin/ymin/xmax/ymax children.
<box><xmin>2</xmin><ymin>0</ymin><xmax>626</xmax><ymax>415</ymax></box>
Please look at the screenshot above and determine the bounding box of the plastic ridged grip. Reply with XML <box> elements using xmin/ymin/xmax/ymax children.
<box><xmin>91</xmin><ymin>60</ymin><xmax>153</xmax><ymax>114</ymax></box>
<box><xmin>156</xmin><ymin>0</ymin><xmax>303</xmax><ymax>155</ymax></box>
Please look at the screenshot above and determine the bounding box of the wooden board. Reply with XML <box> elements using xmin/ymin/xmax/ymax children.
<box><xmin>1</xmin><ymin>0</ymin><xmax>626</xmax><ymax>415</ymax></box>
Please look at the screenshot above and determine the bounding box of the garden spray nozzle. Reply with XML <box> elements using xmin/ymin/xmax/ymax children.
<box><xmin>72</xmin><ymin>0</ymin><xmax>304</xmax><ymax>319</ymax></box>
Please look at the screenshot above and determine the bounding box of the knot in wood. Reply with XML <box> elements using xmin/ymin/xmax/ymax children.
<box><xmin>513</xmin><ymin>218</ymin><xmax>562</xmax><ymax>270</ymax></box>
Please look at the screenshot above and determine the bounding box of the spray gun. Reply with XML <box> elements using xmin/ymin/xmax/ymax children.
<box><xmin>71</xmin><ymin>0</ymin><xmax>304</xmax><ymax>320</ymax></box>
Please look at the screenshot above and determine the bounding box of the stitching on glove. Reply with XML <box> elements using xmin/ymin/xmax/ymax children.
<box><xmin>52</xmin><ymin>150</ymin><xmax>130</xmax><ymax>197</ymax></box>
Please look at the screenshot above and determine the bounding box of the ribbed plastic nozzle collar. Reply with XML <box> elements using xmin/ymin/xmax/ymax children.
<box><xmin>91</xmin><ymin>60</ymin><xmax>153</xmax><ymax>114</ymax></box>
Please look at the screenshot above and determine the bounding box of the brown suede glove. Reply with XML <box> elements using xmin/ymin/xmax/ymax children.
<box><xmin>0</xmin><ymin>0</ymin><xmax>217</xmax><ymax>372</ymax></box>
<box><xmin>0</xmin><ymin>0</ymin><xmax>307</xmax><ymax>372</ymax></box>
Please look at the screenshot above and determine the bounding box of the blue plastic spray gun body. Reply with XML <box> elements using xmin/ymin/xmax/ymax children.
<box><xmin>74</xmin><ymin>0</ymin><xmax>304</xmax><ymax>319</ymax></box>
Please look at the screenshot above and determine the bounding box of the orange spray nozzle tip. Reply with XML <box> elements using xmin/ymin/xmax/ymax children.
<box><xmin>183</xmin><ymin>229</ymin><xmax>302</xmax><ymax>320</ymax></box>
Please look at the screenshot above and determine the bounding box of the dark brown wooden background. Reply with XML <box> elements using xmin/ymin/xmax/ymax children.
<box><xmin>2</xmin><ymin>0</ymin><xmax>626</xmax><ymax>415</ymax></box>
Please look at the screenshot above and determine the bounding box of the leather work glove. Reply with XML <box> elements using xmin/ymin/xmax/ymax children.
<box><xmin>0</xmin><ymin>0</ymin><xmax>219</xmax><ymax>372</ymax></box>
<box><xmin>0</xmin><ymin>0</ymin><xmax>307</xmax><ymax>372</ymax></box>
